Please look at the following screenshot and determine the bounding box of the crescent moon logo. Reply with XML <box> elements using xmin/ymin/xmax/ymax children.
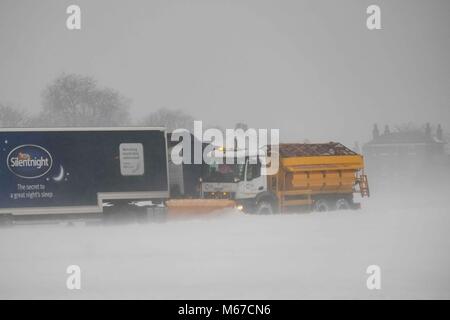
<box><xmin>53</xmin><ymin>165</ymin><xmax>65</xmax><ymax>182</ymax></box>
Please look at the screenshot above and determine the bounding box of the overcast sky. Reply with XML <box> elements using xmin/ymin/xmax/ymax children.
<box><xmin>0</xmin><ymin>0</ymin><xmax>449</xmax><ymax>146</ymax></box>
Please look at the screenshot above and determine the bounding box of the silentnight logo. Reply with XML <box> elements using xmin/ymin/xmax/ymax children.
<box><xmin>7</xmin><ymin>145</ymin><xmax>53</xmax><ymax>179</ymax></box>
<box><xmin>10</xmin><ymin>153</ymin><xmax>50</xmax><ymax>169</ymax></box>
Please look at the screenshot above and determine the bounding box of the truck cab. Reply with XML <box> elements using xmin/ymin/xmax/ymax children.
<box><xmin>200</xmin><ymin>149</ymin><xmax>272</xmax><ymax>211</ymax></box>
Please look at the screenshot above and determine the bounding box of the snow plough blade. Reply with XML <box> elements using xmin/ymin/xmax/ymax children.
<box><xmin>166</xmin><ymin>199</ymin><xmax>236</xmax><ymax>218</ymax></box>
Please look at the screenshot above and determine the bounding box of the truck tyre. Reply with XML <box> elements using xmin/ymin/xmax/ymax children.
<box><xmin>335</xmin><ymin>198</ymin><xmax>350</xmax><ymax>210</ymax></box>
<box><xmin>256</xmin><ymin>201</ymin><xmax>274</xmax><ymax>215</ymax></box>
<box><xmin>314</xmin><ymin>199</ymin><xmax>330</xmax><ymax>212</ymax></box>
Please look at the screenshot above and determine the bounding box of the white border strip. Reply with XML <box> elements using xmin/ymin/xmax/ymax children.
<box><xmin>0</xmin><ymin>191</ymin><xmax>170</xmax><ymax>216</ymax></box>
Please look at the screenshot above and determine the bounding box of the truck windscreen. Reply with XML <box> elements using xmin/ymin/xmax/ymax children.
<box><xmin>203</xmin><ymin>162</ymin><xmax>244</xmax><ymax>183</ymax></box>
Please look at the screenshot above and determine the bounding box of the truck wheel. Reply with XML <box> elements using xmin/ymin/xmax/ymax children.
<box><xmin>256</xmin><ymin>201</ymin><xmax>274</xmax><ymax>215</ymax></box>
<box><xmin>335</xmin><ymin>198</ymin><xmax>350</xmax><ymax>210</ymax></box>
<box><xmin>314</xmin><ymin>199</ymin><xmax>330</xmax><ymax>212</ymax></box>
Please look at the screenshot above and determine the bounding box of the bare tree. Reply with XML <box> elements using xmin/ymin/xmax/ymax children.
<box><xmin>0</xmin><ymin>104</ymin><xmax>29</xmax><ymax>127</ymax></box>
<box><xmin>142</xmin><ymin>107</ymin><xmax>194</xmax><ymax>132</ymax></box>
<box><xmin>40</xmin><ymin>73</ymin><xmax>131</xmax><ymax>127</ymax></box>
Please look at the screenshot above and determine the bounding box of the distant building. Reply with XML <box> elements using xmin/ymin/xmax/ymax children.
<box><xmin>362</xmin><ymin>124</ymin><xmax>447</xmax><ymax>182</ymax></box>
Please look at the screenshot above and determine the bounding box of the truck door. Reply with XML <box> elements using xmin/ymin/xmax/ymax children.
<box><xmin>236</xmin><ymin>157</ymin><xmax>266</xmax><ymax>199</ymax></box>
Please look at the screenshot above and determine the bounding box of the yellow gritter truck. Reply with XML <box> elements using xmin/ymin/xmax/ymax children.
<box><xmin>200</xmin><ymin>142</ymin><xmax>370</xmax><ymax>214</ymax></box>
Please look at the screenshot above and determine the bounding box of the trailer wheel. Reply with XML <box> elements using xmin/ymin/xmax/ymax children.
<box><xmin>314</xmin><ymin>199</ymin><xmax>330</xmax><ymax>212</ymax></box>
<box><xmin>256</xmin><ymin>201</ymin><xmax>274</xmax><ymax>215</ymax></box>
<box><xmin>335</xmin><ymin>198</ymin><xmax>351</xmax><ymax>210</ymax></box>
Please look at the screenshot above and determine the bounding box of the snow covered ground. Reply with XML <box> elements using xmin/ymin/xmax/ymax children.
<box><xmin>1</xmin><ymin>186</ymin><xmax>450</xmax><ymax>299</ymax></box>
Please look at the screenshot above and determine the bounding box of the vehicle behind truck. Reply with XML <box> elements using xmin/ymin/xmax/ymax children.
<box><xmin>201</xmin><ymin>142</ymin><xmax>370</xmax><ymax>214</ymax></box>
<box><xmin>0</xmin><ymin>127</ymin><xmax>169</xmax><ymax>224</ymax></box>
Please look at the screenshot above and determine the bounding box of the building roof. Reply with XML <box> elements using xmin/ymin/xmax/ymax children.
<box><xmin>366</xmin><ymin>131</ymin><xmax>444</xmax><ymax>145</ymax></box>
